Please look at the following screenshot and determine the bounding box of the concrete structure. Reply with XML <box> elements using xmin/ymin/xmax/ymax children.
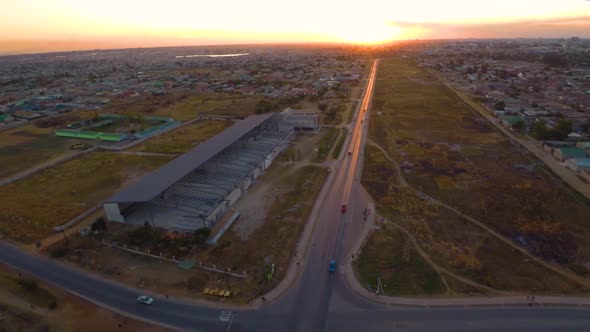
<box><xmin>281</xmin><ymin>108</ymin><xmax>319</xmax><ymax>131</ymax></box>
<box><xmin>104</xmin><ymin>113</ymin><xmax>293</xmax><ymax>231</ymax></box>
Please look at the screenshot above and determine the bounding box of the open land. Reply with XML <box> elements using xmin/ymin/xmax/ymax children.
<box><xmin>0</xmin><ymin>152</ymin><xmax>172</xmax><ymax>243</ymax></box>
<box><xmin>356</xmin><ymin>57</ymin><xmax>590</xmax><ymax>296</ymax></box>
<box><xmin>130</xmin><ymin>120</ymin><xmax>233</xmax><ymax>154</ymax></box>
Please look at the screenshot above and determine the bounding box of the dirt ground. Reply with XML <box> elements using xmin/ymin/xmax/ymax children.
<box><xmin>0</xmin><ymin>263</ymin><xmax>169</xmax><ymax>332</ymax></box>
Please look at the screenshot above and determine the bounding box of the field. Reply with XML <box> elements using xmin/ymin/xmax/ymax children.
<box><xmin>104</xmin><ymin>92</ymin><xmax>266</xmax><ymax>121</ymax></box>
<box><xmin>356</xmin><ymin>57</ymin><xmax>590</xmax><ymax>296</ymax></box>
<box><xmin>311</xmin><ymin>127</ymin><xmax>340</xmax><ymax>162</ymax></box>
<box><xmin>0</xmin><ymin>264</ymin><xmax>167</xmax><ymax>332</ymax></box>
<box><xmin>0</xmin><ymin>123</ymin><xmax>83</xmax><ymax>180</ymax></box>
<box><xmin>130</xmin><ymin>120</ymin><xmax>233</xmax><ymax>154</ymax></box>
<box><xmin>0</xmin><ymin>152</ymin><xmax>172</xmax><ymax>243</ymax></box>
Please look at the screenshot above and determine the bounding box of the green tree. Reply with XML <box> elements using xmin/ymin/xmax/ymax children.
<box><xmin>554</xmin><ymin>119</ymin><xmax>573</xmax><ymax>139</ymax></box>
<box><xmin>512</xmin><ymin>120</ymin><xmax>525</xmax><ymax>130</ymax></box>
<box><xmin>493</xmin><ymin>101</ymin><xmax>506</xmax><ymax>110</ymax></box>
<box><xmin>532</xmin><ymin>119</ymin><xmax>549</xmax><ymax>140</ymax></box>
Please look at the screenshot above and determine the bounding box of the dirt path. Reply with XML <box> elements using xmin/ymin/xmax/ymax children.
<box><xmin>385</xmin><ymin>217</ymin><xmax>507</xmax><ymax>295</ymax></box>
<box><xmin>369</xmin><ymin>140</ymin><xmax>590</xmax><ymax>289</ymax></box>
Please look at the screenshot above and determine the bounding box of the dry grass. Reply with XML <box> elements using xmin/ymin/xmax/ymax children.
<box><xmin>0</xmin><ymin>152</ymin><xmax>172</xmax><ymax>243</ymax></box>
<box><xmin>357</xmin><ymin>57</ymin><xmax>590</xmax><ymax>295</ymax></box>
<box><xmin>130</xmin><ymin>120</ymin><xmax>233</xmax><ymax>153</ymax></box>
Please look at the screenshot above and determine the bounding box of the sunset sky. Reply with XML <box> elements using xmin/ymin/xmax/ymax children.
<box><xmin>1</xmin><ymin>0</ymin><xmax>589</xmax><ymax>54</ymax></box>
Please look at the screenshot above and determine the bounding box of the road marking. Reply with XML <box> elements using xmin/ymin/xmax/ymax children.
<box><xmin>219</xmin><ymin>311</ymin><xmax>233</xmax><ymax>322</ymax></box>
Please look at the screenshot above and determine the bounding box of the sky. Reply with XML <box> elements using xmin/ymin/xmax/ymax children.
<box><xmin>0</xmin><ymin>0</ymin><xmax>589</xmax><ymax>54</ymax></box>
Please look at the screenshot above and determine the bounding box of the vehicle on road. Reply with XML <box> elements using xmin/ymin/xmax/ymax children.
<box><xmin>341</xmin><ymin>204</ymin><xmax>347</xmax><ymax>214</ymax></box>
<box><xmin>137</xmin><ymin>295</ymin><xmax>154</xmax><ymax>305</ymax></box>
<box><xmin>328</xmin><ymin>260</ymin><xmax>336</xmax><ymax>273</ymax></box>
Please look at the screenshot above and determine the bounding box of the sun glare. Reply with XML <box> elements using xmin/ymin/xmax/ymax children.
<box><xmin>334</xmin><ymin>22</ymin><xmax>402</xmax><ymax>44</ymax></box>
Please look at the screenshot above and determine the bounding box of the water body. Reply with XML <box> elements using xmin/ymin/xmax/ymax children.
<box><xmin>175</xmin><ymin>53</ymin><xmax>249</xmax><ymax>58</ymax></box>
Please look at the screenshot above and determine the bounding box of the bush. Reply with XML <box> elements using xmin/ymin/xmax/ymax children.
<box><xmin>91</xmin><ymin>217</ymin><xmax>107</xmax><ymax>232</ymax></box>
<box><xmin>50</xmin><ymin>246</ymin><xmax>67</xmax><ymax>258</ymax></box>
<box><xmin>18</xmin><ymin>278</ymin><xmax>38</xmax><ymax>291</ymax></box>
<box><xmin>193</xmin><ymin>228</ymin><xmax>211</xmax><ymax>244</ymax></box>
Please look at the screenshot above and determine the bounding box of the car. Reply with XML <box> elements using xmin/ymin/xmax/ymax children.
<box><xmin>329</xmin><ymin>260</ymin><xmax>336</xmax><ymax>273</ymax></box>
<box><xmin>137</xmin><ymin>295</ymin><xmax>154</xmax><ymax>305</ymax></box>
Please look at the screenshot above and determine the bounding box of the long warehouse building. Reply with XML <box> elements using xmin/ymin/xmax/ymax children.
<box><xmin>104</xmin><ymin>113</ymin><xmax>293</xmax><ymax>231</ymax></box>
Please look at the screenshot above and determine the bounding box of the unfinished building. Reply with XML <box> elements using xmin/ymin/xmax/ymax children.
<box><xmin>104</xmin><ymin>113</ymin><xmax>293</xmax><ymax>231</ymax></box>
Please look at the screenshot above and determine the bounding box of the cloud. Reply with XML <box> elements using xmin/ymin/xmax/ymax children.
<box><xmin>389</xmin><ymin>16</ymin><xmax>590</xmax><ymax>38</ymax></box>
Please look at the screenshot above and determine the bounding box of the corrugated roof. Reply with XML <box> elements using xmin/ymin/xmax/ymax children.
<box><xmin>107</xmin><ymin>113</ymin><xmax>275</xmax><ymax>203</ymax></box>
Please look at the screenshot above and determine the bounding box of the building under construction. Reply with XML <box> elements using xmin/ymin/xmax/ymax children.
<box><xmin>104</xmin><ymin>113</ymin><xmax>293</xmax><ymax>231</ymax></box>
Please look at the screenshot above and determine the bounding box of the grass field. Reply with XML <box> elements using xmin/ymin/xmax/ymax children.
<box><xmin>0</xmin><ymin>152</ymin><xmax>172</xmax><ymax>243</ymax></box>
<box><xmin>130</xmin><ymin>120</ymin><xmax>233</xmax><ymax>153</ymax></box>
<box><xmin>104</xmin><ymin>92</ymin><xmax>265</xmax><ymax>121</ymax></box>
<box><xmin>312</xmin><ymin>128</ymin><xmax>340</xmax><ymax>162</ymax></box>
<box><xmin>355</xmin><ymin>224</ymin><xmax>446</xmax><ymax>296</ymax></box>
<box><xmin>356</xmin><ymin>56</ymin><xmax>590</xmax><ymax>295</ymax></box>
<box><xmin>0</xmin><ymin>124</ymin><xmax>82</xmax><ymax>179</ymax></box>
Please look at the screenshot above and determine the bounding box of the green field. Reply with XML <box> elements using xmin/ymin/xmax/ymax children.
<box><xmin>0</xmin><ymin>152</ymin><xmax>173</xmax><ymax>242</ymax></box>
<box><xmin>131</xmin><ymin>120</ymin><xmax>233</xmax><ymax>154</ymax></box>
<box><xmin>356</xmin><ymin>57</ymin><xmax>590</xmax><ymax>295</ymax></box>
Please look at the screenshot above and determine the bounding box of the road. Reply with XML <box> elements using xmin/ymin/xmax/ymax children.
<box><xmin>2</xmin><ymin>59</ymin><xmax>590</xmax><ymax>331</ymax></box>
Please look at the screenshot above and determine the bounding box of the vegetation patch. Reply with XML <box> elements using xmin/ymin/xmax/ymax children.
<box><xmin>312</xmin><ymin>128</ymin><xmax>340</xmax><ymax>162</ymax></box>
<box><xmin>0</xmin><ymin>152</ymin><xmax>172</xmax><ymax>243</ymax></box>
<box><xmin>355</xmin><ymin>225</ymin><xmax>446</xmax><ymax>296</ymax></box>
<box><xmin>130</xmin><ymin>120</ymin><xmax>232</xmax><ymax>153</ymax></box>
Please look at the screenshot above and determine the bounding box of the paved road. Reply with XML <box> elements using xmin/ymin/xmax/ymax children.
<box><xmin>3</xmin><ymin>60</ymin><xmax>590</xmax><ymax>331</ymax></box>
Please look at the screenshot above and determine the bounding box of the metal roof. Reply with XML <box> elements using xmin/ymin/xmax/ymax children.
<box><xmin>107</xmin><ymin>113</ymin><xmax>275</xmax><ymax>203</ymax></box>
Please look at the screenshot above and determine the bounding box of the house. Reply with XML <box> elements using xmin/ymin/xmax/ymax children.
<box><xmin>567</xmin><ymin>132</ymin><xmax>584</xmax><ymax>141</ymax></box>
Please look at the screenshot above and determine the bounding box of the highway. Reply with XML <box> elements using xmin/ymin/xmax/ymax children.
<box><xmin>2</xmin><ymin>59</ymin><xmax>590</xmax><ymax>331</ymax></box>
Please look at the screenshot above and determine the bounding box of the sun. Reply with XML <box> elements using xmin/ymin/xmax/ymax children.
<box><xmin>333</xmin><ymin>21</ymin><xmax>402</xmax><ymax>44</ymax></box>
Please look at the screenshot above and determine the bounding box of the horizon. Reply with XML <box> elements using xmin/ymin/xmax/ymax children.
<box><xmin>0</xmin><ymin>36</ymin><xmax>589</xmax><ymax>57</ymax></box>
<box><xmin>0</xmin><ymin>0</ymin><xmax>589</xmax><ymax>55</ymax></box>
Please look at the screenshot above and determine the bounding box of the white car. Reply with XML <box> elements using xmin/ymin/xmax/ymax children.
<box><xmin>137</xmin><ymin>295</ymin><xmax>154</xmax><ymax>305</ymax></box>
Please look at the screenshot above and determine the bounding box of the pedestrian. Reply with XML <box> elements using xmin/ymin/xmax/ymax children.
<box><xmin>165</xmin><ymin>294</ymin><xmax>169</xmax><ymax>299</ymax></box>
<box><xmin>262</xmin><ymin>296</ymin><xmax>266</xmax><ymax>302</ymax></box>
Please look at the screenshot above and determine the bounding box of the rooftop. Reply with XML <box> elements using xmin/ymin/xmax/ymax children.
<box><xmin>107</xmin><ymin>113</ymin><xmax>275</xmax><ymax>204</ymax></box>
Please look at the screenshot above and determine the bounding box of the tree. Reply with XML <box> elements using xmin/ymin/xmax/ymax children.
<box><xmin>512</xmin><ymin>120</ymin><xmax>525</xmax><ymax>130</ymax></box>
<box><xmin>554</xmin><ymin>119</ymin><xmax>573</xmax><ymax>139</ymax></box>
<box><xmin>532</xmin><ymin>119</ymin><xmax>549</xmax><ymax>140</ymax></box>
<box><xmin>493</xmin><ymin>101</ymin><xmax>506</xmax><ymax>111</ymax></box>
